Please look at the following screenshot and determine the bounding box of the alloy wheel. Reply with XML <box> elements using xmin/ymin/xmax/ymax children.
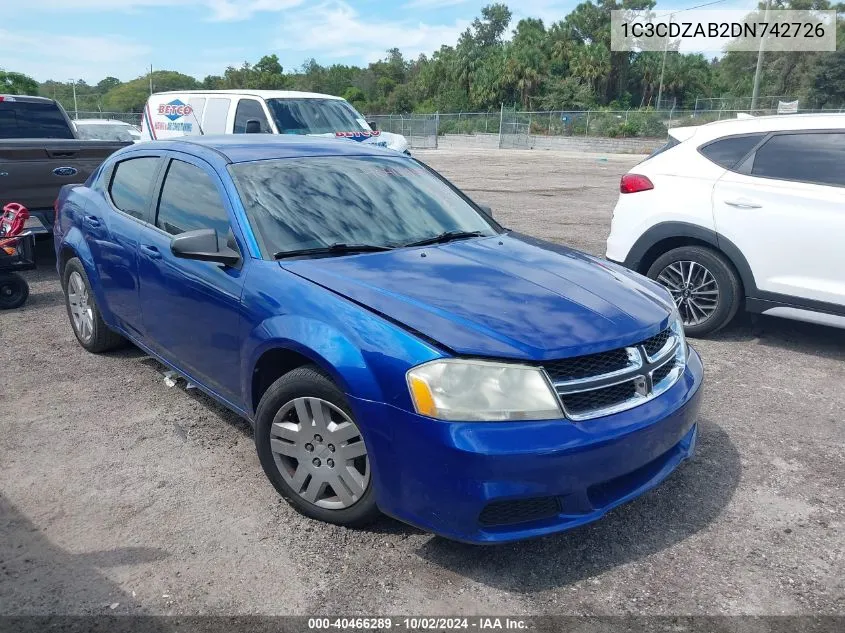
<box><xmin>269</xmin><ymin>397</ymin><xmax>370</xmax><ymax>510</ymax></box>
<box><xmin>67</xmin><ymin>271</ymin><xmax>94</xmax><ymax>342</ymax></box>
<box><xmin>657</xmin><ymin>260</ymin><xmax>720</xmax><ymax>326</ymax></box>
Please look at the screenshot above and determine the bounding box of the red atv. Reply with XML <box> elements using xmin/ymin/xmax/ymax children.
<box><xmin>0</xmin><ymin>202</ymin><xmax>37</xmax><ymax>309</ymax></box>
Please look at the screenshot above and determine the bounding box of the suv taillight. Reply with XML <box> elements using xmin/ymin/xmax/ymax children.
<box><xmin>620</xmin><ymin>174</ymin><xmax>654</xmax><ymax>194</ymax></box>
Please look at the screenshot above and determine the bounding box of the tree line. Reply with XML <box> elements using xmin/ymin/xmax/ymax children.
<box><xmin>3</xmin><ymin>0</ymin><xmax>844</xmax><ymax>116</ymax></box>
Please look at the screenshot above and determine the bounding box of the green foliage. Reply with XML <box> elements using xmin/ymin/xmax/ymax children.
<box><xmin>9</xmin><ymin>2</ymin><xmax>843</xmax><ymax>124</ymax></box>
<box><xmin>811</xmin><ymin>49</ymin><xmax>845</xmax><ymax>107</ymax></box>
<box><xmin>104</xmin><ymin>71</ymin><xmax>198</xmax><ymax>112</ymax></box>
<box><xmin>1</xmin><ymin>70</ymin><xmax>39</xmax><ymax>95</ymax></box>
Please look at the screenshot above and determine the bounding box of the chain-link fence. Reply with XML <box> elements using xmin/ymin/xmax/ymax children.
<box><xmin>73</xmin><ymin>111</ymin><xmax>143</xmax><ymax>126</ymax></box>
<box><xmin>66</xmin><ymin>106</ymin><xmax>844</xmax><ymax>151</ymax></box>
<box><xmin>368</xmin><ymin>106</ymin><xmax>844</xmax><ymax>152</ymax></box>
<box><xmin>691</xmin><ymin>96</ymin><xmax>831</xmax><ymax>112</ymax></box>
<box><xmin>366</xmin><ymin>114</ymin><xmax>439</xmax><ymax>149</ymax></box>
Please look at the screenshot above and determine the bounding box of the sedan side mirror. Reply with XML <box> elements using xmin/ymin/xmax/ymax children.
<box><xmin>170</xmin><ymin>228</ymin><xmax>240</xmax><ymax>266</ymax></box>
<box><xmin>478</xmin><ymin>204</ymin><xmax>494</xmax><ymax>218</ymax></box>
<box><xmin>367</xmin><ymin>120</ymin><xmax>379</xmax><ymax>131</ymax></box>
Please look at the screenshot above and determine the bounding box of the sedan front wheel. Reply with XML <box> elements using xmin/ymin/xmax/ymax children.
<box><xmin>255</xmin><ymin>366</ymin><xmax>380</xmax><ymax>527</ymax></box>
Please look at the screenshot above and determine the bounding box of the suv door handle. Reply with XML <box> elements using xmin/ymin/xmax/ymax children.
<box><xmin>724</xmin><ymin>199</ymin><xmax>762</xmax><ymax>209</ymax></box>
<box><xmin>140</xmin><ymin>244</ymin><xmax>161</xmax><ymax>259</ymax></box>
<box><xmin>82</xmin><ymin>215</ymin><xmax>101</xmax><ymax>228</ymax></box>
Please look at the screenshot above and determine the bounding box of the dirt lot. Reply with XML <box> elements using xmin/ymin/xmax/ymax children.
<box><xmin>2</xmin><ymin>148</ymin><xmax>844</xmax><ymax>617</ymax></box>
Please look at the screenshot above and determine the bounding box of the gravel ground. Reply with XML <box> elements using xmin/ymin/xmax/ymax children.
<box><xmin>1</xmin><ymin>148</ymin><xmax>844</xmax><ymax>617</ymax></box>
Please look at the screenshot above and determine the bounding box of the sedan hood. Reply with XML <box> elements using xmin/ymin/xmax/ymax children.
<box><xmin>281</xmin><ymin>234</ymin><xmax>673</xmax><ymax>361</ymax></box>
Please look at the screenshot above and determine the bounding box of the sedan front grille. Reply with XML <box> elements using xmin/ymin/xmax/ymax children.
<box><xmin>560</xmin><ymin>380</ymin><xmax>639</xmax><ymax>418</ymax></box>
<box><xmin>539</xmin><ymin>326</ymin><xmax>684</xmax><ymax>421</ymax></box>
<box><xmin>642</xmin><ymin>329</ymin><xmax>672</xmax><ymax>359</ymax></box>
<box><xmin>542</xmin><ymin>347</ymin><xmax>634</xmax><ymax>382</ymax></box>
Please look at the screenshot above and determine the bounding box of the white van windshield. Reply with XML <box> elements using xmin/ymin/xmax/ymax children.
<box><xmin>266</xmin><ymin>98</ymin><xmax>367</xmax><ymax>135</ymax></box>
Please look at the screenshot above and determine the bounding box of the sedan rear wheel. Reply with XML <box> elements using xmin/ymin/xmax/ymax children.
<box><xmin>62</xmin><ymin>257</ymin><xmax>125</xmax><ymax>353</ymax></box>
<box><xmin>67</xmin><ymin>271</ymin><xmax>95</xmax><ymax>343</ymax></box>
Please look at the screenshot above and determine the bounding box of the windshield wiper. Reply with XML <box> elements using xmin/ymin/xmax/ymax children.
<box><xmin>401</xmin><ymin>230</ymin><xmax>487</xmax><ymax>248</ymax></box>
<box><xmin>274</xmin><ymin>243</ymin><xmax>393</xmax><ymax>260</ymax></box>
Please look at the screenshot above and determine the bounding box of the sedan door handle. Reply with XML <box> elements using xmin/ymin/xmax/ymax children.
<box><xmin>139</xmin><ymin>244</ymin><xmax>161</xmax><ymax>259</ymax></box>
<box><xmin>82</xmin><ymin>215</ymin><xmax>101</xmax><ymax>228</ymax></box>
<box><xmin>724</xmin><ymin>199</ymin><xmax>762</xmax><ymax>209</ymax></box>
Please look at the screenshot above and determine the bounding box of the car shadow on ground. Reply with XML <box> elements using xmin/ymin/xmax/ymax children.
<box><xmin>0</xmin><ymin>495</ymin><xmax>167</xmax><ymax>615</ymax></box>
<box><xmin>714</xmin><ymin>313</ymin><xmax>845</xmax><ymax>362</ymax></box>
<box><xmin>415</xmin><ymin>418</ymin><xmax>740</xmax><ymax>593</ymax></box>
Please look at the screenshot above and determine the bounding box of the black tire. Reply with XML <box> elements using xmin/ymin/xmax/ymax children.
<box><xmin>62</xmin><ymin>257</ymin><xmax>125</xmax><ymax>353</ymax></box>
<box><xmin>255</xmin><ymin>365</ymin><xmax>380</xmax><ymax>527</ymax></box>
<box><xmin>646</xmin><ymin>246</ymin><xmax>743</xmax><ymax>337</ymax></box>
<box><xmin>0</xmin><ymin>273</ymin><xmax>29</xmax><ymax>310</ymax></box>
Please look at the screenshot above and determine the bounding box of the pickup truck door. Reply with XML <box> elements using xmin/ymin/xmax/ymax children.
<box><xmin>137</xmin><ymin>155</ymin><xmax>246</xmax><ymax>405</ymax></box>
<box><xmin>89</xmin><ymin>153</ymin><xmax>163</xmax><ymax>337</ymax></box>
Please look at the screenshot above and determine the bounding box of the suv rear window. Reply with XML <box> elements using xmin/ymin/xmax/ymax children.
<box><xmin>699</xmin><ymin>134</ymin><xmax>765</xmax><ymax>169</ymax></box>
<box><xmin>751</xmin><ymin>132</ymin><xmax>845</xmax><ymax>187</ymax></box>
<box><xmin>0</xmin><ymin>100</ymin><xmax>75</xmax><ymax>139</ymax></box>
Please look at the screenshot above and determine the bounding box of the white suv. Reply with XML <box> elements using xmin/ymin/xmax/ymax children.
<box><xmin>606</xmin><ymin>113</ymin><xmax>845</xmax><ymax>336</ymax></box>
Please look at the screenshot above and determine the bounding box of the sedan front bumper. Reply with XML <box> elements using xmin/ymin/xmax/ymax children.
<box><xmin>350</xmin><ymin>348</ymin><xmax>704</xmax><ymax>544</ymax></box>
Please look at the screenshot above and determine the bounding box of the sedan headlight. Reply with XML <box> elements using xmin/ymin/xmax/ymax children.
<box><xmin>669</xmin><ymin>304</ymin><xmax>688</xmax><ymax>366</ymax></box>
<box><xmin>407</xmin><ymin>359</ymin><xmax>563</xmax><ymax>422</ymax></box>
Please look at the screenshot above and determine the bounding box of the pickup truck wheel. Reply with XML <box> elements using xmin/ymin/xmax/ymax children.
<box><xmin>0</xmin><ymin>273</ymin><xmax>29</xmax><ymax>310</ymax></box>
<box><xmin>63</xmin><ymin>258</ymin><xmax>125</xmax><ymax>353</ymax></box>
<box><xmin>647</xmin><ymin>246</ymin><xmax>742</xmax><ymax>337</ymax></box>
<box><xmin>255</xmin><ymin>366</ymin><xmax>380</xmax><ymax>527</ymax></box>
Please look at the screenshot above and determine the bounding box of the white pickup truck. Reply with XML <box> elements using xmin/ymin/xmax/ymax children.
<box><xmin>140</xmin><ymin>89</ymin><xmax>410</xmax><ymax>154</ymax></box>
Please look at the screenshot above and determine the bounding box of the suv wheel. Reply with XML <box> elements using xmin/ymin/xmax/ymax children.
<box><xmin>646</xmin><ymin>246</ymin><xmax>742</xmax><ymax>337</ymax></box>
<box><xmin>255</xmin><ymin>366</ymin><xmax>380</xmax><ymax>527</ymax></box>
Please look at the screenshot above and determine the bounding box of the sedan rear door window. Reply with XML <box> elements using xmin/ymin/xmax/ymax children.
<box><xmin>109</xmin><ymin>157</ymin><xmax>160</xmax><ymax>219</ymax></box>
<box><xmin>751</xmin><ymin>132</ymin><xmax>845</xmax><ymax>187</ymax></box>
<box><xmin>699</xmin><ymin>134</ymin><xmax>766</xmax><ymax>169</ymax></box>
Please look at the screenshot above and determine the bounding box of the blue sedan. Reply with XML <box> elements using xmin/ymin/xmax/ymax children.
<box><xmin>54</xmin><ymin>136</ymin><xmax>703</xmax><ymax>544</ymax></box>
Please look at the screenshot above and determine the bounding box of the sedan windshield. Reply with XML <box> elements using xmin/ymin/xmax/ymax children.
<box><xmin>229</xmin><ymin>156</ymin><xmax>498</xmax><ymax>258</ymax></box>
<box><xmin>265</xmin><ymin>98</ymin><xmax>368</xmax><ymax>135</ymax></box>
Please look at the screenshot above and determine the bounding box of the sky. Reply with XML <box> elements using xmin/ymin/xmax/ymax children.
<box><xmin>1</xmin><ymin>0</ymin><xmax>759</xmax><ymax>84</ymax></box>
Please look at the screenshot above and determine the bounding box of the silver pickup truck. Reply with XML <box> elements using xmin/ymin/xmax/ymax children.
<box><xmin>0</xmin><ymin>95</ymin><xmax>131</xmax><ymax>230</ymax></box>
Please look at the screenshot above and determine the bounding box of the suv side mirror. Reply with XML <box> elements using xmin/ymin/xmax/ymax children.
<box><xmin>367</xmin><ymin>120</ymin><xmax>378</xmax><ymax>131</ymax></box>
<box><xmin>170</xmin><ymin>228</ymin><xmax>240</xmax><ymax>266</ymax></box>
<box><xmin>245</xmin><ymin>119</ymin><xmax>262</xmax><ymax>134</ymax></box>
<box><xmin>478</xmin><ymin>204</ymin><xmax>494</xmax><ymax>218</ymax></box>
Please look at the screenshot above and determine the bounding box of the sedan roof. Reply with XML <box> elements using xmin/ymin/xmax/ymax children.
<box><xmin>138</xmin><ymin>134</ymin><xmax>397</xmax><ymax>165</ymax></box>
